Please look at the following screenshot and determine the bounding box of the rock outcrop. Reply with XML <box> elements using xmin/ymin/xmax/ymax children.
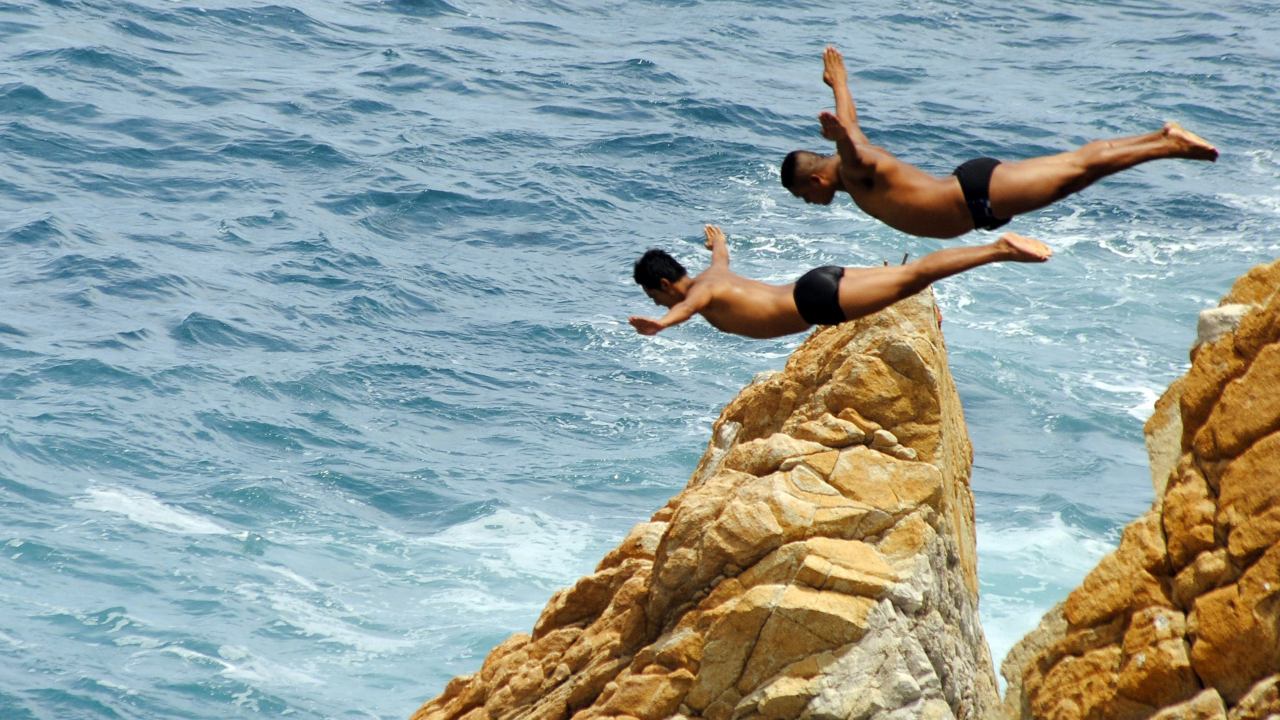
<box><xmin>415</xmin><ymin>258</ymin><xmax>1280</xmax><ymax>720</ymax></box>
<box><xmin>413</xmin><ymin>291</ymin><xmax>1000</xmax><ymax>720</ymax></box>
<box><xmin>1000</xmin><ymin>259</ymin><xmax>1280</xmax><ymax>720</ymax></box>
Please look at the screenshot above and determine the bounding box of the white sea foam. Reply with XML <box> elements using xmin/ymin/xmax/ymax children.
<box><xmin>94</xmin><ymin>678</ymin><xmax>138</xmax><ymax>695</ymax></box>
<box><xmin>419</xmin><ymin>507</ymin><xmax>605</xmax><ymax>582</ymax></box>
<box><xmin>114</xmin><ymin>634</ymin><xmax>164</xmax><ymax>650</ymax></box>
<box><xmin>217</xmin><ymin>645</ymin><xmax>324</xmax><ymax>686</ymax></box>
<box><xmin>1085</xmin><ymin>377</ymin><xmax>1162</xmax><ymax>422</ymax></box>
<box><xmin>231</xmin><ymin>579</ymin><xmax>413</xmax><ymax>655</ymax></box>
<box><xmin>120</xmin><ymin>624</ymin><xmax>331</xmax><ymax>703</ymax></box>
<box><xmin>415</xmin><ymin>585</ymin><xmax>534</xmax><ymax>617</ymax></box>
<box><xmin>75</xmin><ymin>487</ymin><xmax>228</xmax><ymax>536</ymax></box>
<box><xmin>144</xmin><ymin>643</ymin><xmax>324</xmax><ymax>688</ymax></box>
<box><xmin>260</xmin><ymin>564</ymin><xmax>321</xmax><ymax>593</ymax></box>
<box><xmin>977</xmin><ymin>513</ymin><xmax>1114</xmax><ymax>683</ymax></box>
<box><xmin>157</xmin><ymin>644</ymin><xmax>228</xmax><ymax>668</ymax></box>
<box><xmin>1219</xmin><ymin>191</ymin><xmax>1280</xmax><ymax>218</ymax></box>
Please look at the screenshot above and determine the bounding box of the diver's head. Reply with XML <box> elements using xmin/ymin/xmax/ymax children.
<box><xmin>781</xmin><ymin>150</ymin><xmax>838</xmax><ymax>205</ymax></box>
<box><xmin>633</xmin><ymin>249</ymin><xmax>688</xmax><ymax>308</ymax></box>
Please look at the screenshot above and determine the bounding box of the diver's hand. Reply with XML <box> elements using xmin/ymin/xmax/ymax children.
<box><xmin>628</xmin><ymin>316</ymin><xmax>664</xmax><ymax>335</ymax></box>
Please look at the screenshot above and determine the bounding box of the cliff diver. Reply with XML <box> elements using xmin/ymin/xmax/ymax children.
<box><xmin>780</xmin><ymin>46</ymin><xmax>1219</xmax><ymax>239</ymax></box>
<box><xmin>629</xmin><ymin>225</ymin><xmax>1050</xmax><ymax>339</ymax></box>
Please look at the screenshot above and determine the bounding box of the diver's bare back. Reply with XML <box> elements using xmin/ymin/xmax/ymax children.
<box><xmin>801</xmin><ymin>45</ymin><xmax>1218</xmax><ymax>240</ymax></box>
<box><xmin>695</xmin><ymin>269</ymin><xmax>810</xmax><ymax>339</ymax></box>
<box><xmin>825</xmin><ymin>116</ymin><xmax>973</xmax><ymax>238</ymax></box>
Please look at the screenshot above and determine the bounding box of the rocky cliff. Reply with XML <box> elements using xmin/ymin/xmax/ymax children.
<box><xmin>415</xmin><ymin>259</ymin><xmax>1280</xmax><ymax>720</ymax></box>
<box><xmin>1000</xmin><ymin>258</ymin><xmax>1280</xmax><ymax>720</ymax></box>
<box><xmin>414</xmin><ymin>291</ymin><xmax>1000</xmax><ymax>720</ymax></box>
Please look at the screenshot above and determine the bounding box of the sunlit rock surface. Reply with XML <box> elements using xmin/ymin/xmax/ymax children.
<box><xmin>1001</xmin><ymin>259</ymin><xmax>1280</xmax><ymax>720</ymax></box>
<box><xmin>413</xmin><ymin>291</ymin><xmax>998</xmax><ymax>720</ymax></box>
<box><xmin>413</xmin><ymin>258</ymin><xmax>1280</xmax><ymax>720</ymax></box>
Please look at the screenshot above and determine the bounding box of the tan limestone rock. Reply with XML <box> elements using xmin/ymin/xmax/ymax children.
<box><xmin>721</xmin><ymin>433</ymin><xmax>829</xmax><ymax>476</ymax></box>
<box><xmin>1172</xmin><ymin>547</ymin><xmax>1237</xmax><ymax>611</ymax></box>
<box><xmin>790</xmin><ymin>412</ymin><xmax>868</xmax><ymax>448</ymax></box>
<box><xmin>752</xmin><ymin>673</ymin><xmax>818</xmax><ymax>719</ymax></box>
<box><xmin>587</xmin><ymin>668</ymin><xmax>695</xmax><ymax>720</ymax></box>
<box><xmin>1228</xmin><ymin>675</ymin><xmax>1280</xmax><ymax>720</ymax></box>
<box><xmin>414</xmin><ymin>291</ymin><xmax>998</xmax><ymax>720</ymax></box>
<box><xmin>1027</xmin><ymin>646</ymin><xmax>1125</xmax><ymax>720</ymax></box>
<box><xmin>736</xmin><ymin>586</ymin><xmax>876</xmax><ymax>692</ymax></box>
<box><xmin>1193</xmin><ymin>343</ymin><xmax>1280</xmax><ymax>462</ymax></box>
<box><xmin>1002</xmin><ymin>259</ymin><xmax>1280</xmax><ymax>720</ymax></box>
<box><xmin>783</xmin><ymin>463</ymin><xmax>841</xmax><ymax>497</ymax></box>
<box><xmin>1116</xmin><ymin>607</ymin><xmax>1198</xmax><ymax>709</ymax></box>
<box><xmin>1190</xmin><ymin>542</ymin><xmax>1280</xmax><ymax>703</ymax></box>
<box><xmin>1149</xmin><ymin>689</ymin><xmax>1228</xmax><ymax>720</ymax></box>
<box><xmin>837</xmin><ymin>407</ymin><xmax>882</xmax><ymax>436</ymax></box>
<box><xmin>1197</xmin><ymin>304</ymin><xmax>1253</xmax><ymax>347</ymax></box>
<box><xmin>1180</xmin><ymin>334</ymin><xmax>1249</xmax><ymax>451</ymax></box>
<box><xmin>779</xmin><ymin>447</ymin><xmax>840</xmax><ymax>476</ymax></box>
<box><xmin>1216</xmin><ymin>431</ymin><xmax>1280</xmax><ymax>566</ymax></box>
<box><xmin>827</xmin><ymin>446</ymin><xmax>944</xmax><ymax>518</ymax></box>
<box><xmin>1146</xmin><ymin>376</ymin><xmax>1186</xmax><ymax>498</ymax></box>
<box><xmin>1063</xmin><ymin>511</ymin><xmax>1170</xmax><ymax>628</ymax></box>
<box><xmin>1163</xmin><ymin>460</ymin><xmax>1218</xmax><ymax>571</ymax></box>
<box><xmin>870</xmin><ymin>428</ymin><xmax>900</xmax><ymax>450</ymax></box>
<box><xmin>1000</xmin><ymin>603</ymin><xmax>1068</xmax><ymax>720</ymax></box>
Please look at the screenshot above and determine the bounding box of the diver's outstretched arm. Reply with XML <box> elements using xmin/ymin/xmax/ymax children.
<box><xmin>629</xmin><ymin>286</ymin><xmax>711</xmax><ymax>335</ymax></box>
<box><xmin>823</xmin><ymin>46</ymin><xmax>871</xmax><ymax>146</ymax></box>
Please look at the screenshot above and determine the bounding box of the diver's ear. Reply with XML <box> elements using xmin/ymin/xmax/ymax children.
<box><xmin>809</xmin><ymin>173</ymin><xmax>829</xmax><ymax>189</ymax></box>
<box><xmin>658</xmin><ymin>278</ymin><xmax>674</xmax><ymax>292</ymax></box>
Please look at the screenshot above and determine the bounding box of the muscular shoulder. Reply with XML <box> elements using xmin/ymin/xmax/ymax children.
<box><xmin>690</xmin><ymin>270</ymin><xmax>741</xmax><ymax>302</ymax></box>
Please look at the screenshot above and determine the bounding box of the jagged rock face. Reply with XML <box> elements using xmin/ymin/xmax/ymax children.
<box><xmin>1001</xmin><ymin>259</ymin><xmax>1280</xmax><ymax>720</ymax></box>
<box><xmin>413</xmin><ymin>292</ymin><xmax>999</xmax><ymax>720</ymax></box>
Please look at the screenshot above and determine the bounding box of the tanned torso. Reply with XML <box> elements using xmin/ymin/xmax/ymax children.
<box><xmin>839</xmin><ymin>144</ymin><xmax>973</xmax><ymax>239</ymax></box>
<box><xmin>691</xmin><ymin>267</ymin><xmax>811</xmax><ymax>339</ymax></box>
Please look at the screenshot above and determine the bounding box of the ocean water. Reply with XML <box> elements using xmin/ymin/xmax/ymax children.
<box><xmin>0</xmin><ymin>0</ymin><xmax>1277</xmax><ymax>717</ymax></box>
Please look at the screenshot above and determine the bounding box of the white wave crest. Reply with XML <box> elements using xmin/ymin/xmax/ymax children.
<box><xmin>977</xmin><ymin>513</ymin><xmax>1114</xmax><ymax>684</ymax></box>
<box><xmin>75</xmin><ymin>487</ymin><xmax>228</xmax><ymax>536</ymax></box>
<box><xmin>420</xmin><ymin>507</ymin><xmax>605</xmax><ymax>581</ymax></box>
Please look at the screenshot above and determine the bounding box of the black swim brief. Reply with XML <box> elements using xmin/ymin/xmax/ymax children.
<box><xmin>953</xmin><ymin>157</ymin><xmax>1010</xmax><ymax>231</ymax></box>
<box><xmin>793</xmin><ymin>265</ymin><xmax>846</xmax><ymax>326</ymax></box>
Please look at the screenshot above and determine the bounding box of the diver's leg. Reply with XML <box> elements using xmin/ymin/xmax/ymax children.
<box><xmin>837</xmin><ymin>233</ymin><xmax>1052</xmax><ymax>319</ymax></box>
<box><xmin>987</xmin><ymin>122</ymin><xmax>1217</xmax><ymax>218</ymax></box>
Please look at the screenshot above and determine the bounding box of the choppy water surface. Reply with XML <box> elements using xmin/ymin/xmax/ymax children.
<box><xmin>1</xmin><ymin>1</ymin><xmax>1277</xmax><ymax>716</ymax></box>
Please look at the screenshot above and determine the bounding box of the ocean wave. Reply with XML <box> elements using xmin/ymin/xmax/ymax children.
<box><xmin>361</xmin><ymin>0</ymin><xmax>462</xmax><ymax>18</ymax></box>
<box><xmin>75</xmin><ymin>487</ymin><xmax>228</xmax><ymax>536</ymax></box>
<box><xmin>170</xmin><ymin>313</ymin><xmax>302</xmax><ymax>352</ymax></box>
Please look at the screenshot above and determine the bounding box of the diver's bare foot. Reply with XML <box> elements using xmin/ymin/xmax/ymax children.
<box><xmin>704</xmin><ymin>224</ymin><xmax>725</xmax><ymax>250</ymax></box>
<box><xmin>822</xmin><ymin>45</ymin><xmax>847</xmax><ymax>89</ymax></box>
<box><xmin>819</xmin><ymin>111</ymin><xmax>848</xmax><ymax>142</ymax></box>
<box><xmin>1163</xmin><ymin>121</ymin><xmax>1218</xmax><ymax>161</ymax></box>
<box><xmin>995</xmin><ymin>232</ymin><xmax>1053</xmax><ymax>262</ymax></box>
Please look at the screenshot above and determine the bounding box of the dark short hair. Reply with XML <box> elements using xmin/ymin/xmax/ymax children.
<box><xmin>780</xmin><ymin>151</ymin><xmax>802</xmax><ymax>189</ymax></box>
<box><xmin>780</xmin><ymin>150</ymin><xmax>823</xmax><ymax>189</ymax></box>
<box><xmin>633</xmin><ymin>249</ymin><xmax>686</xmax><ymax>290</ymax></box>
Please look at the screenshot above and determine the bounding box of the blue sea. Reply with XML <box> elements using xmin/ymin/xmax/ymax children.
<box><xmin>1</xmin><ymin>1</ymin><xmax>1277</xmax><ymax>717</ymax></box>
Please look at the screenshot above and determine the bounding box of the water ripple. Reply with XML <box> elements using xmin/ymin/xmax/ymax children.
<box><xmin>171</xmin><ymin>314</ymin><xmax>302</xmax><ymax>352</ymax></box>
